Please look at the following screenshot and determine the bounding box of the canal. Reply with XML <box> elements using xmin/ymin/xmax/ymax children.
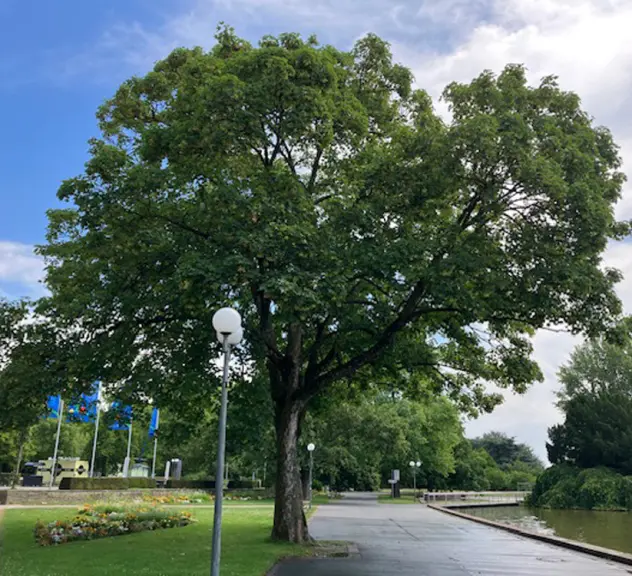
<box><xmin>459</xmin><ymin>505</ymin><xmax>632</xmax><ymax>555</ymax></box>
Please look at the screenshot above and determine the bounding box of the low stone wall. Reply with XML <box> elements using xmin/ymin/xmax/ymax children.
<box><xmin>429</xmin><ymin>503</ymin><xmax>632</xmax><ymax>567</ymax></box>
<box><xmin>1</xmin><ymin>488</ymin><xmax>197</xmax><ymax>506</ymax></box>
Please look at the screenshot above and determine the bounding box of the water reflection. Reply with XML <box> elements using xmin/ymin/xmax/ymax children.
<box><xmin>460</xmin><ymin>505</ymin><xmax>632</xmax><ymax>555</ymax></box>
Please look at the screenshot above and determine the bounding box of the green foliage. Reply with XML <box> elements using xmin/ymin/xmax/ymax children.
<box><xmin>445</xmin><ymin>433</ymin><xmax>541</xmax><ymax>491</ymax></box>
<box><xmin>471</xmin><ymin>431</ymin><xmax>543</xmax><ymax>470</ymax></box>
<box><xmin>548</xmin><ymin>339</ymin><xmax>632</xmax><ymax>474</ymax></box>
<box><xmin>306</xmin><ymin>394</ymin><xmax>462</xmax><ymax>491</ymax></box>
<box><xmin>58</xmin><ymin>477</ymin><xmax>156</xmax><ymax>490</ymax></box>
<box><xmin>530</xmin><ymin>465</ymin><xmax>632</xmax><ymax>510</ymax></box>
<box><xmin>37</xmin><ymin>29</ymin><xmax>626</xmax><ymax>420</ymax></box>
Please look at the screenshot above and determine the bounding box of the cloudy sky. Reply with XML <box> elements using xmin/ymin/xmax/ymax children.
<box><xmin>2</xmin><ymin>0</ymin><xmax>632</xmax><ymax>460</ymax></box>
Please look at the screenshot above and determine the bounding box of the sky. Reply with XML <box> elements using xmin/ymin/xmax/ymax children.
<box><xmin>2</xmin><ymin>0</ymin><xmax>632</xmax><ymax>461</ymax></box>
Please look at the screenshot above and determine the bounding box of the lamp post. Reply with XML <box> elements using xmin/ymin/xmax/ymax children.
<box><xmin>409</xmin><ymin>460</ymin><xmax>421</xmax><ymax>498</ymax></box>
<box><xmin>210</xmin><ymin>307</ymin><xmax>243</xmax><ymax>576</ymax></box>
<box><xmin>307</xmin><ymin>443</ymin><xmax>316</xmax><ymax>509</ymax></box>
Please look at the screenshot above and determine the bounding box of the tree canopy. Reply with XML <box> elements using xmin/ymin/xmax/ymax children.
<box><xmin>472</xmin><ymin>431</ymin><xmax>543</xmax><ymax>470</ymax></box>
<box><xmin>20</xmin><ymin>25</ymin><xmax>629</xmax><ymax>541</ymax></box>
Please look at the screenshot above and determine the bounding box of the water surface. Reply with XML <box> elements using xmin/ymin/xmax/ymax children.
<box><xmin>460</xmin><ymin>505</ymin><xmax>632</xmax><ymax>555</ymax></box>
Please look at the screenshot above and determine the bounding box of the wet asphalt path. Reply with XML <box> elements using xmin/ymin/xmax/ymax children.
<box><xmin>273</xmin><ymin>492</ymin><xmax>631</xmax><ymax>575</ymax></box>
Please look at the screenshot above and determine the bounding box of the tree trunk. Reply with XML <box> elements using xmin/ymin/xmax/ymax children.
<box><xmin>271</xmin><ymin>397</ymin><xmax>309</xmax><ymax>542</ymax></box>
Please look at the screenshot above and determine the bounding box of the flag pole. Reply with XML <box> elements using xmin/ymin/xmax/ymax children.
<box><xmin>49</xmin><ymin>398</ymin><xmax>64</xmax><ymax>488</ymax></box>
<box><xmin>151</xmin><ymin>409</ymin><xmax>160</xmax><ymax>479</ymax></box>
<box><xmin>89</xmin><ymin>383</ymin><xmax>102</xmax><ymax>478</ymax></box>
<box><xmin>123</xmin><ymin>418</ymin><xmax>133</xmax><ymax>477</ymax></box>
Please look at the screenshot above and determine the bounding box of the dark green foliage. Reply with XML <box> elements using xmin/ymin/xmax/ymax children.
<box><xmin>58</xmin><ymin>477</ymin><xmax>156</xmax><ymax>490</ymax></box>
<box><xmin>471</xmin><ymin>431</ymin><xmax>543</xmax><ymax>470</ymax></box>
<box><xmin>445</xmin><ymin>435</ymin><xmax>541</xmax><ymax>491</ymax></box>
<box><xmin>306</xmin><ymin>394</ymin><xmax>462</xmax><ymax>492</ymax></box>
<box><xmin>547</xmin><ymin>339</ymin><xmax>632</xmax><ymax>473</ymax></box>
<box><xmin>530</xmin><ymin>465</ymin><xmax>632</xmax><ymax>510</ymax></box>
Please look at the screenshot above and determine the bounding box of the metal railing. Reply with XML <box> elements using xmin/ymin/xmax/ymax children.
<box><xmin>424</xmin><ymin>491</ymin><xmax>528</xmax><ymax>505</ymax></box>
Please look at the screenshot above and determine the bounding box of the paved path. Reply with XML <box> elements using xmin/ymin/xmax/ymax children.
<box><xmin>274</xmin><ymin>493</ymin><xmax>631</xmax><ymax>576</ymax></box>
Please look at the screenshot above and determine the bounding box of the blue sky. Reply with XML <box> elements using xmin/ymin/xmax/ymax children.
<box><xmin>2</xmin><ymin>0</ymin><xmax>632</xmax><ymax>458</ymax></box>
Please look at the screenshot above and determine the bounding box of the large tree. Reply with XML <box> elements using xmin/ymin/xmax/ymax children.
<box><xmin>37</xmin><ymin>27</ymin><xmax>627</xmax><ymax>541</ymax></box>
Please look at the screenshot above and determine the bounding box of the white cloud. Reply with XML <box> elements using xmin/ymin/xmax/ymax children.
<box><xmin>0</xmin><ymin>241</ymin><xmax>45</xmax><ymax>298</ymax></box>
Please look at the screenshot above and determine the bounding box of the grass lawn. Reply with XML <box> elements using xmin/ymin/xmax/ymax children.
<box><xmin>0</xmin><ymin>507</ymin><xmax>311</xmax><ymax>576</ymax></box>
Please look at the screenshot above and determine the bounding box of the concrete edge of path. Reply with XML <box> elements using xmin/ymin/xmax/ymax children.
<box><xmin>428</xmin><ymin>503</ymin><xmax>632</xmax><ymax>567</ymax></box>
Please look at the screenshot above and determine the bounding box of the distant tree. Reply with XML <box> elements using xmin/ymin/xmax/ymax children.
<box><xmin>307</xmin><ymin>393</ymin><xmax>462</xmax><ymax>491</ymax></box>
<box><xmin>557</xmin><ymin>338</ymin><xmax>632</xmax><ymax>407</ymax></box>
<box><xmin>34</xmin><ymin>25</ymin><xmax>628</xmax><ymax>541</ymax></box>
<box><xmin>446</xmin><ymin>440</ymin><xmax>496</xmax><ymax>491</ymax></box>
<box><xmin>472</xmin><ymin>431</ymin><xmax>542</xmax><ymax>470</ymax></box>
<box><xmin>547</xmin><ymin>390</ymin><xmax>632</xmax><ymax>474</ymax></box>
<box><xmin>548</xmin><ymin>339</ymin><xmax>632</xmax><ymax>473</ymax></box>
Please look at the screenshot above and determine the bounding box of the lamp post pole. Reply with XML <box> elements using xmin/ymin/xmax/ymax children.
<box><xmin>410</xmin><ymin>460</ymin><xmax>421</xmax><ymax>499</ymax></box>
<box><xmin>210</xmin><ymin>308</ymin><xmax>243</xmax><ymax>576</ymax></box>
<box><xmin>307</xmin><ymin>443</ymin><xmax>316</xmax><ymax>509</ymax></box>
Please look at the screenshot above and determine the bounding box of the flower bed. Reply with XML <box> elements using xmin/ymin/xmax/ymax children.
<box><xmin>141</xmin><ymin>491</ymin><xmax>271</xmax><ymax>506</ymax></box>
<box><xmin>142</xmin><ymin>492</ymin><xmax>212</xmax><ymax>505</ymax></box>
<box><xmin>34</xmin><ymin>505</ymin><xmax>194</xmax><ymax>546</ymax></box>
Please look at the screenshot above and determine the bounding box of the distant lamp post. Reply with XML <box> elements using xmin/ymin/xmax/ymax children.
<box><xmin>307</xmin><ymin>443</ymin><xmax>316</xmax><ymax>509</ymax></box>
<box><xmin>409</xmin><ymin>460</ymin><xmax>421</xmax><ymax>498</ymax></box>
<box><xmin>210</xmin><ymin>307</ymin><xmax>243</xmax><ymax>576</ymax></box>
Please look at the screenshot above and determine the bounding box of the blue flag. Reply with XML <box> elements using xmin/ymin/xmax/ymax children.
<box><xmin>67</xmin><ymin>382</ymin><xmax>100</xmax><ymax>423</ymax></box>
<box><xmin>45</xmin><ymin>395</ymin><xmax>62</xmax><ymax>419</ymax></box>
<box><xmin>149</xmin><ymin>408</ymin><xmax>159</xmax><ymax>438</ymax></box>
<box><xmin>109</xmin><ymin>402</ymin><xmax>133</xmax><ymax>430</ymax></box>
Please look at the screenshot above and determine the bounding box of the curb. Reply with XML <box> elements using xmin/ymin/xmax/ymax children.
<box><xmin>428</xmin><ymin>503</ymin><xmax>632</xmax><ymax>567</ymax></box>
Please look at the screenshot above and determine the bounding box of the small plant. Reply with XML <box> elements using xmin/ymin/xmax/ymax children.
<box><xmin>34</xmin><ymin>504</ymin><xmax>194</xmax><ymax>546</ymax></box>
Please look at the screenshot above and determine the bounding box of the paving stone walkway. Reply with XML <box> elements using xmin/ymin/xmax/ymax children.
<box><xmin>273</xmin><ymin>492</ymin><xmax>632</xmax><ymax>575</ymax></box>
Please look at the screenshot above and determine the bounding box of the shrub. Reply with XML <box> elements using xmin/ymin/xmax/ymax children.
<box><xmin>34</xmin><ymin>505</ymin><xmax>194</xmax><ymax>546</ymax></box>
<box><xmin>59</xmin><ymin>477</ymin><xmax>157</xmax><ymax>490</ymax></box>
<box><xmin>530</xmin><ymin>465</ymin><xmax>632</xmax><ymax>510</ymax></box>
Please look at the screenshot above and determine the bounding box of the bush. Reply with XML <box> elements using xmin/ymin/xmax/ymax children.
<box><xmin>34</xmin><ymin>505</ymin><xmax>194</xmax><ymax>546</ymax></box>
<box><xmin>59</xmin><ymin>477</ymin><xmax>156</xmax><ymax>491</ymax></box>
<box><xmin>530</xmin><ymin>465</ymin><xmax>632</xmax><ymax>510</ymax></box>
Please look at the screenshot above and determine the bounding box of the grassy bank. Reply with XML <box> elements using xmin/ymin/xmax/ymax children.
<box><xmin>0</xmin><ymin>507</ymin><xmax>309</xmax><ymax>576</ymax></box>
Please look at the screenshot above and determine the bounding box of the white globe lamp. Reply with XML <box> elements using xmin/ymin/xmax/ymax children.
<box><xmin>212</xmin><ymin>307</ymin><xmax>241</xmax><ymax>335</ymax></box>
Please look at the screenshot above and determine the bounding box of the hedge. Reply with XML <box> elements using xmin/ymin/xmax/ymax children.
<box><xmin>59</xmin><ymin>477</ymin><xmax>156</xmax><ymax>490</ymax></box>
<box><xmin>164</xmin><ymin>479</ymin><xmax>263</xmax><ymax>490</ymax></box>
<box><xmin>34</xmin><ymin>505</ymin><xmax>194</xmax><ymax>546</ymax></box>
